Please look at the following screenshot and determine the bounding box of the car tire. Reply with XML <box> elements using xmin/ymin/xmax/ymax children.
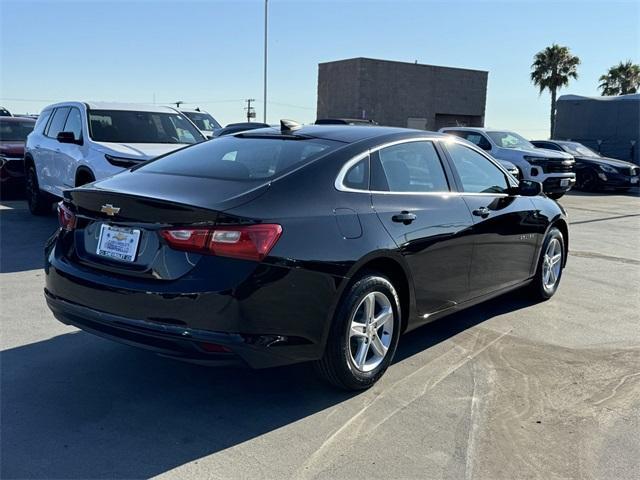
<box><xmin>315</xmin><ymin>273</ymin><xmax>401</xmax><ymax>390</ymax></box>
<box><xmin>547</xmin><ymin>192</ymin><xmax>565</xmax><ymax>200</ymax></box>
<box><xmin>25</xmin><ymin>165</ymin><xmax>53</xmax><ymax>216</ymax></box>
<box><xmin>579</xmin><ymin>169</ymin><xmax>599</xmax><ymax>192</ymax></box>
<box><xmin>528</xmin><ymin>227</ymin><xmax>565</xmax><ymax>301</ymax></box>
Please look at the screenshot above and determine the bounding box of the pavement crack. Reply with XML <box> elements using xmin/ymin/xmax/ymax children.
<box><xmin>569</xmin><ymin>250</ymin><xmax>640</xmax><ymax>266</ymax></box>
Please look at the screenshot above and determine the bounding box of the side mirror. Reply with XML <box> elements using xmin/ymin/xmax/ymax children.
<box><xmin>57</xmin><ymin>131</ymin><xmax>81</xmax><ymax>145</ymax></box>
<box><xmin>517</xmin><ymin>179</ymin><xmax>543</xmax><ymax>196</ymax></box>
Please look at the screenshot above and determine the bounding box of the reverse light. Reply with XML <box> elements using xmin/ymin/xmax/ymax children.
<box><xmin>57</xmin><ymin>202</ymin><xmax>77</xmax><ymax>231</ymax></box>
<box><xmin>160</xmin><ymin>224</ymin><xmax>282</xmax><ymax>262</ymax></box>
<box><xmin>159</xmin><ymin>229</ymin><xmax>210</xmax><ymax>250</ymax></box>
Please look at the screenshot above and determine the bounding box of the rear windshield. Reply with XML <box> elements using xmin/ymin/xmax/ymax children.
<box><xmin>0</xmin><ymin>119</ymin><xmax>35</xmax><ymax>141</ymax></box>
<box><xmin>138</xmin><ymin>135</ymin><xmax>341</xmax><ymax>181</ymax></box>
<box><xmin>88</xmin><ymin>109</ymin><xmax>204</xmax><ymax>144</ymax></box>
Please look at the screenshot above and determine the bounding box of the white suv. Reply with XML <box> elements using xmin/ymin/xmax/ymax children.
<box><xmin>439</xmin><ymin>127</ymin><xmax>576</xmax><ymax>199</ymax></box>
<box><xmin>24</xmin><ymin>102</ymin><xmax>206</xmax><ymax>214</ymax></box>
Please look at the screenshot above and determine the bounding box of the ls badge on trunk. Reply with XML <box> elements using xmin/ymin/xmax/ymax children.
<box><xmin>101</xmin><ymin>204</ymin><xmax>121</xmax><ymax>216</ymax></box>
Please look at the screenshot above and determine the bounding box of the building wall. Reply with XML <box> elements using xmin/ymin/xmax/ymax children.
<box><xmin>317</xmin><ymin>58</ymin><xmax>488</xmax><ymax>130</ymax></box>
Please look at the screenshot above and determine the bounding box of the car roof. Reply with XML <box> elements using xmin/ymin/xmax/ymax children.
<box><xmin>178</xmin><ymin>108</ymin><xmax>211</xmax><ymax>114</ymax></box>
<box><xmin>0</xmin><ymin>116</ymin><xmax>36</xmax><ymax>123</ymax></box>
<box><xmin>241</xmin><ymin>124</ymin><xmax>448</xmax><ymax>143</ymax></box>
<box><xmin>43</xmin><ymin>101</ymin><xmax>179</xmax><ymax>114</ymax></box>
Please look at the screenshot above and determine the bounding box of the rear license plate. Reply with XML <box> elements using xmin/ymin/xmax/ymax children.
<box><xmin>560</xmin><ymin>179</ymin><xmax>571</xmax><ymax>187</ymax></box>
<box><xmin>96</xmin><ymin>224</ymin><xmax>141</xmax><ymax>262</ymax></box>
<box><xmin>631</xmin><ymin>177</ymin><xmax>639</xmax><ymax>184</ymax></box>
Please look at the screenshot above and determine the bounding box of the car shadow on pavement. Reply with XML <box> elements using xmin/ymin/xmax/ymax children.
<box><xmin>0</xmin><ymin>290</ymin><xmax>534</xmax><ymax>479</ymax></box>
<box><xmin>0</xmin><ymin>201</ymin><xmax>58</xmax><ymax>273</ymax></box>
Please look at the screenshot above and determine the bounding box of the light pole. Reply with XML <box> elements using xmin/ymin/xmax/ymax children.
<box><xmin>263</xmin><ymin>0</ymin><xmax>268</xmax><ymax>123</ymax></box>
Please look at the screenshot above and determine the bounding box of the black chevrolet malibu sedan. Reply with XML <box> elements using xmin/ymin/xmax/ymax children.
<box><xmin>45</xmin><ymin>123</ymin><xmax>569</xmax><ymax>390</ymax></box>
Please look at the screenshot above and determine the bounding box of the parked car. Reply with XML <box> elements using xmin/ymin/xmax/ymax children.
<box><xmin>175</xmin><ymin>108</ymin><xmax>222</xmax><ymax>138</ymax></box>
<box><xmin>439</xmin><ymin>127</ymin><xmax>576</xmax><ymax>199</ymax></box>
<box><xmin>0</xmin><ymin>107</ymin><xmax>12</xmax><ymax>117</ymax></box>
<box><xmin>25</xmin><ymin>102</ymin><xmax>206</xmax><ymax>215</ymax></box>
<box><xmin>212</xmin><ymin>122</ymin><xmax>270</xmax><ymax>137</ymax></box>
<box><xmin>0</xmin><ymin>116</ymin><xmax>36</xmax><ymax>189</ymax></box>
<box><xmin>315</xmin><ymin>118</ymin><xmax>378</xmax><ymax>126</ymax></box>
<box><xmin>531</xmin><ymin>140</ymin><xmax>640</xmax><ymax>192</ymax></box>
<box><xmin>45</xmin><ymin>123</ymin><xmax>568</xmax><ymax>390</ymax></box>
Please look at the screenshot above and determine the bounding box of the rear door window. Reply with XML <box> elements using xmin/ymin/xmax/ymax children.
<box><xmin>138</xmin><ymin>135</ymin><xmax>341</xmax><ymax>181</ymax></box>
<box><xmin>372</xmin><ymin>141</ymin><xmax>449</xmax><ymax>192</ymax></box>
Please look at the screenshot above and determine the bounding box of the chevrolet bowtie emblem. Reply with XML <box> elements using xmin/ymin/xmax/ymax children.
<box><xmin>100</xmin><ymin>204</ymin><xmax>121</xmax><ymax>216</ymax></box>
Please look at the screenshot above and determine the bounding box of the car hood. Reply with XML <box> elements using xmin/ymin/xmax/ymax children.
<box><xmin>497</xmin><ymin>159</ymin><xmax>517</xmax><ymax>170</ymax></box>
<box><xmin>576</xmin><ymin>155</ymin><xmax>637</xmax><ymax>169</ymax></box>
<box><xmin>93</xmin><ymin>142</ymin><xmax>190</xmax><ymax>160</ymax></box>
<box><xmin>0</xmin><ymin>141</ymin><xmax>26</xmax><ymax>157</ymax></box>
<box><xmin>500</xmin><ymin>145</ymin><xmax>573</xmax><ymax>159</ymax></box>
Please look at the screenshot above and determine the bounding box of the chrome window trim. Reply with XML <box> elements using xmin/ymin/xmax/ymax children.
<box><xmin>335</xmin><ymin>136</ymin><xmax>517</xmax><ymax>195</ymax></box>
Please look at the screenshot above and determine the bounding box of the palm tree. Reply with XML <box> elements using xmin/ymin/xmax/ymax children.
<box><xmin>598</xmin><ymin>60</ymin><xmax>640</xmax><ymax>96</ymax></box>
<box><xmin>530</xmin><ymin>44</ymin><xmax>580</xmax><ymax>137</ymax></box>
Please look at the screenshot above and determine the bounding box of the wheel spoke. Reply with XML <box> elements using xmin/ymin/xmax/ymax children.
<box><xmin>364</xmin><ymin>294</ymin><xmax>375</xmax><ymax>322</ymax></box>
<box><xmin>374</xmin><ymin>306</ymin><xmax>393</xmax><ymax>328</ymax></box>
<box><xmin>354</xmin><ymin>339</ymin><xmax>369</xmax><ymax>367</ymax></box>
<box><xmin>350</xmin><ymin>322</ymin><xmax>367</xmax><ymax>338</ymax></box>
<box><xmin>548</xmin><ymin>267</ymin><xmax>556</xmax><ymax>285</ymax></box>
<box><xmin>551</xmin><ymin>253</ymin><xmax>562</xmax><ymax>266</ymax></box>
<box><xmin>370</xmin><ymin>332</ymin><xmax>387</xmax><ymax>357</ymax></box>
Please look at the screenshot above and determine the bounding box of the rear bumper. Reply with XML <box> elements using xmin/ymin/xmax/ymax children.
<box><xmin>45</xmin><ymin>290</ymin><xmax>314</xmax><ymax>368</ymax></box>
<box><xmin>45</xmin><ymin>239</ymin><xmax>344</xmax><ymax>368</ymax></box>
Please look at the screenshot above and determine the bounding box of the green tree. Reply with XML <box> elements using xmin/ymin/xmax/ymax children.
<box><xmin>530</xmin><ymin>44</ymin><xmax>580</xmax><ymax>137</ymax></box>
<box><xmin>598</xmin><ymin>60</ymin><xmax>640</xmax><ymax>96</ymax></box>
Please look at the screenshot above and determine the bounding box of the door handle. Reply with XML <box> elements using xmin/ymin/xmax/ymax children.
<box><xmin>472</xmin><ymin>207</ymin><xmax>490</xmax><ymax>218</ymax></box>
<box><xmin>392</xmin><ymin>211</ymin><xmax>416</xmax><ymax>225</ymax></box>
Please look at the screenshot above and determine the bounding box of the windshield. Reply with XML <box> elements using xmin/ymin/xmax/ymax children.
<box><xmin>88</xmin><ymin>110</ymin><xmax>204</xmax><ymax>144</ymax></box>
<box><xmin>487</xmin><ymin>131</ymin><xmax>534</xmax><ymax>149</ymax></box>
<box><xmin>183</xmin><ymin>111</ymin><xmax>221</xmax><ymax>131</ymax></box>
<box><xmin>139</xmin><ymin>135</ymin><xmax>341</xmax><ymax>181</ymax></box>
<box><xmin>0</xmin><ymin>120</ymin><xmax>35</xmax><ymax>141</ymax></box>
<box><xmin>562</xmin><ymin>142</ymin><xmax>600</xmax><ymax>158</ymax></box>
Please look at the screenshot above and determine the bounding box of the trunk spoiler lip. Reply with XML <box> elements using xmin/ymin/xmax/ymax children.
<box><xmin>62</xmin><ymin>181</ymin><xmax>272</xmax><ymax>216</ymax></box>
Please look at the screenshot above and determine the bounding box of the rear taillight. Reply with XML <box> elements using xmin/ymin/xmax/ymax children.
<box><xmin>57</xmin><ymin>202</ymin><xmax>76</xmax><ymax>231</ymax></box>
<box><xmin>160</xmin><ymin>224</ymin><xmax>282</xmax><ymax>262</ymax></box>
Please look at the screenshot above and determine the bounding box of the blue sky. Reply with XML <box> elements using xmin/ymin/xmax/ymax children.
<box><xmin>1</xmin><ymin>0</ymin><xmax>638</xmax><ymax>138</ymax></box>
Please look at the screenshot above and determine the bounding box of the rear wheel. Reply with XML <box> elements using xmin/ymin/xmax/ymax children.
<box><xmin>315</xmin><ymin>274</ymin><xmax>401</xmax><ymax>390</ymax></box>
<box><xmin>75</xmin><ymin>169</ymin><xmax>95</xmax><ymax>187</ymax></box>
<box><xmin>528</xmin><ymin>227</ymin><xmax>564</xmax><ymax>300</ymax></box>
<box><xmin>25</xmin><ymin>165</ymin><xmax>53</xmax><ymax>215</ymax></box>
<box><xmin>547</xmin><ymin>192</ymin><xmax>565</xmax><ymax>200</ymax></box>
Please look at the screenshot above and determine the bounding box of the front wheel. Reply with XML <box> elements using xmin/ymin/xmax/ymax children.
<box><xmin>528</xmin><ymin>227</ymin><xmax>565</xmax><ymax>301</ymax></box>
<box><xmin>25</xmin><ymin>165</ymin><xmax>53</xmax><ymax>215</ymax></box>
<box><xmin>578</xmin><ymin>169</ymin><xmax>599</xmax><ymax>192</ymax></box>
<box><xmin>315</xmin><ymin>274</ymin><xmax>401</xmax><ymax>390</ymax></box>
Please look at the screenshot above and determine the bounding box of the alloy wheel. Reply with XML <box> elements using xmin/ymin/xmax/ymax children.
<box><xmin>542</xmin><ymin>238</ymin><xmax>562</xmax><ymax>290</ymax></box>
<box><xmin>348</xmin><ymin>291</ymin><xmax>394</xmax><ymax>372</ymax></box>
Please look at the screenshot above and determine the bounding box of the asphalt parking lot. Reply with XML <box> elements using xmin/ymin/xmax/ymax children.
<box><xmin>1</xmin><ymin>191</ymin><xmax>639</xmax><ymax>480</ymax></box>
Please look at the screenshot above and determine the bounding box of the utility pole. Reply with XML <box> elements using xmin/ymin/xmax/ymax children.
<box><xmin>245</xmin><ymin>99</ymin><xmax>256</xmax><ymax>122</ymax></box>
<box><xmin>263</xmin><ymin>0</ymin><xmax>268</xmax><ymax>123</ymax></box>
